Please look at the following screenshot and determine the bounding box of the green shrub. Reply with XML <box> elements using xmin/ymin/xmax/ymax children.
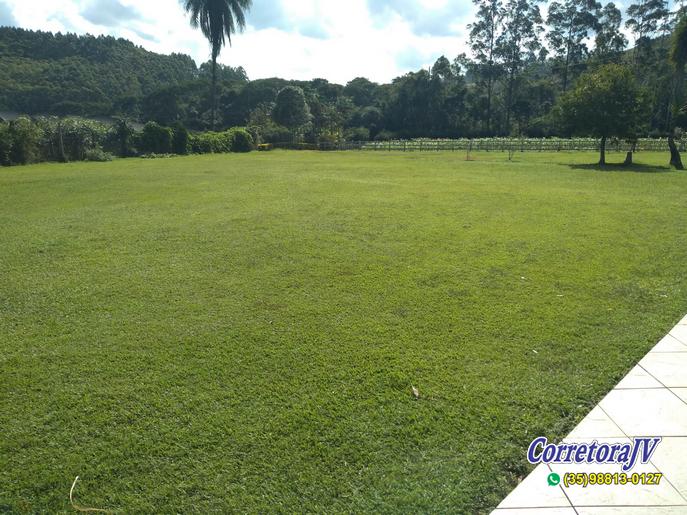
<box><xmin>189</xmin><ymin>133</ymin><xmax>210</xmax><ymax>154</ymax></box>
<box><xmin>37</xmin><ymin>117</ymin><xmax>109</xmax><ymax>162</ymax></box>
<box><xmin>9</xmin><ymin>117</ymin><xmax>41</xmax><ymax>164</ymax></box>
<box><xmin>260</xmin><ymin>125</ymin><xmax>292</xmax><ymax>144</ymax></box>
<box><xmin>0</xmin><ymin>122</ymin><xmax>13</xmax><ymax>165</ymax></box>
<box><xmin>171</xmin><ymin>122</ymin><xmax>190</xmax><ymax>155</ymax></box>
<box><xmin>189</xmin><ymin>131</ymin><xmax>233</xmax><ymax>154</ymax></box>
<box><xmin>245</xmin><ymin>125</ymin><xmax>261</xmax><ymax>146</ymax></box>
<box><xmin>309</xmin><ymin>128</ymin><xmax>341</xmax><ymax>145</ymax></box>
<box><xmin>84</xmin><ymin>147</ymin><xmax>113</xmax><ymax>162</ymax></box>
<box><xmin>228</xmin><ymin>127</ymin><xmax>253</xmax><ymax>152</ymax></box>
<box><xmin>345</xmin><ymin>127</ymin><xmax>370</xmax><ymax>142</ymax></box>
<box><xmin>109</xmin><ymin>119</ymin><xmax>137</xmax><ymax>157</ymax></box>
<box><xmin>140</xmin><ymin>121</ymin><xmax>173</xmax><ymax>154</ymax></box>
<box><xmin>140</xmin><ymin>153</ymin><xmax>175</xmax><ymax>159</ymax></box>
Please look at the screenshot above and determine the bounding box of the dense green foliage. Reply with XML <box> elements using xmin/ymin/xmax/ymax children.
<box><xmin>171</xmin><ymin>122</ymin><xmax>191</xmax><ymax>155</ymax></box>
<box><xmin>0</xmin><ymin>27</ymin><xmax>197</xmax><ymax>115</ymax></box>
<box><xmin>189</xmin><ymin>129</ymin><xmax>234</xmax><ymax>153</ymax></box>
<box><xmin>2</xmin><ymin>8</ymin><xmax>686</xmax><ymax>143</ymax></box>
<box><xmin>557</xmin><ymin>64</ymin><xmax>649</xmax><ymax>163</ymax></box>
<box><xmin>187</xmin><ymin>126</ymin><xmax>253</xmax><ymax>154</ymax></box>
<box><xmin>228</xmin><ymin>127</ymin><xmax>253</xmax><ymax>152</ymax></box>
<box><xmin>0</xmin><ymin>27</ymin><xmax>247</xmax><ymax>123</ymax></box>
<box><xmin>272</xmin><ymin>86</ymin><xmax>313</xmax><ymax>140</ymax></box>
<box><xmin>140</xmin><ymin>122</ymin><xmax>174</xmax><ymax>154</ymax></box>
<box><xmin>2</xmin><ymin>152</ymin><xmax>686</xmax><ymax>512</ymax></box>
<box><xmin>0</xmin><ymin>117</ymin><xmax>253</xmax><ymax>165</ymax></box>
<box><xmin>4</xmin><ymin>117</ymin><xmax>41</xmax><ymax>165</ymax></box>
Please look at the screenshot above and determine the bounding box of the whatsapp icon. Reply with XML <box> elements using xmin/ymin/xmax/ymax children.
<box><xmin>547</xmin><ymin>473</ymin><xmax>561</xmax><ymax>487</ymax></box>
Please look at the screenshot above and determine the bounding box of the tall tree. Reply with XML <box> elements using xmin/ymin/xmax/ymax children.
<box><xmin>183</xmin><ymin>0</ymin><xmax>252</xmax><ymax>130</ymax></box>
<box><xmin>344</xmin><ymin>78</ymin><xmax>382</xmax><ymax>107</ymax></box>
<box><xmin>668</xmin><ymin>14</ymin><xmax>687</xmax><ymax>169</ymax></box>
<box><xmin>557</xmin><ymin>64</ymin><xmax>648</xmax><ymax>165</ymax></box>
<box><xmin>431</xmin><ymin>56</ymin><xmax>469</xmax><ymax>137</ymax></box>
<box><xmin>625</xmin><ymin>0</ymin><xmax>670</xmax><ymax>67</ymax></box>
<box><xmin>431</xmin><ymin>55</ymin><xmax>454</xmax><ymax>81</ymax></box>
<box><xmin>496</xmin><ymin>0</ymin><xmax>544</xmax><ymax>134</ymax></box>
<box><xmin>272</xmin><ymin>86</ymin><xmax>312</xmax><ymax>141</ymax></box>
<box><xmin>468</xmin><ymin>0</ymin><xmax>504</xmax><ymax>134</ymax></box>
<box><xmin>547</xmin><ymin>0</ymin><xmax>602</xmax><ymax>92</ymax></box>
<box><xmin>594</xmin><ymin>3</ymin><xmax>628</xmax><ymax>62</ymax></box>
<box><xmin>385</xmin><ymin>70</ymin><xmax>436</xmax><ymax>137</ymax></box>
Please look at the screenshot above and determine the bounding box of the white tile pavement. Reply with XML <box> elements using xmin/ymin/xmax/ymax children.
<box><xmin>670</xmin><ymin>325</ymin><xmax>687</xmax><ymax>345</ymax></box>
<box><xmin>493</xmin><ymin>315</ymin><xmax>687</xmax><ymax>514</ymax></box>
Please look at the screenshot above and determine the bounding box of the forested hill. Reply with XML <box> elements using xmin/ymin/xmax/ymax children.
<box><xmin>0</xmin><ymin>27</ymin><xmax>200</xmax><ymax>115</ymax></box>
<box><xmin>0</xmin><ymin>24</ymin><xmax>675</xmax><ymax>139</ymax></box>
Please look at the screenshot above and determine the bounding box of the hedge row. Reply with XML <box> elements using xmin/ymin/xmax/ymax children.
<box><xmin>0</xmin><ymin>117</ymin><xmax>254</xmax><ymax>166</ymax></box>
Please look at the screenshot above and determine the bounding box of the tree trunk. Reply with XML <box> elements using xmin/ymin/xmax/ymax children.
<box><xmin>486</xmin><ymin>73</ymin><xmax>493</xmax><ymax>135</ymax></box>
<box><xmin>563</xmin><ymin>28</ymin><xmax>572</xmax><ymax>93</ymax></box>
<box><xmin>506</xmin><ymin>69</ymin><xmax>515</xmax><ymax>134</ymax></box>
<box><xmin>623</xmin><ymin>141</ymin><xmax>636</xmax><ymax>166</ymax></box>
<box><xmin>599</xmin><ymin>135</ymin><xmax>606</xmax><ymax>166</ymax></box>
<box><xmin>668</xmin><ymin>63</ymin><xmax>685</xmax><ymax>170</ymax></box>
<box><xmin>669</xmin><ymin>135</ymin><xmax>684</xmax><ymax>170</ymax></box>
<box><xmin>211</xmin><ymin>52</ymin><xmax>218</xmax><ymax>131</ymax></box>
<box><xmin>58</xmin><ymin>121</ymin><xmax>67</xmax><ymax>163</ymax></box>
<box><xmin>486</xmin><ymin>22</ymin><xmax>495</xmax><ymax>135</ymax></box>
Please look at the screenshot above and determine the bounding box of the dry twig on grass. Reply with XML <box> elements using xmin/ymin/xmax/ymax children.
<box><xmin>69</xmin><ymin>476</ymin><xmax>110</xmax><ymax>513</ymax></box>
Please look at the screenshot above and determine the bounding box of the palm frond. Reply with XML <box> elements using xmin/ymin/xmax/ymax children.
<box><xmin>182</xmin><ymin>0</ymin><xmax>252</xmax><ymax>55</ymax></box>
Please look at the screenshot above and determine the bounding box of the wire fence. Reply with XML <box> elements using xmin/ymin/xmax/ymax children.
<box><xmin>272</xmin><ymin>138</ymin><xmax>685</xmax><ymax>153</ymax></box>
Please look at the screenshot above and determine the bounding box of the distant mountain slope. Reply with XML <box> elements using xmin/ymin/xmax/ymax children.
<box><xmin>0</xmin><ymin>27</ymin><xmax>199</xmax><ymax>115</ymax></box>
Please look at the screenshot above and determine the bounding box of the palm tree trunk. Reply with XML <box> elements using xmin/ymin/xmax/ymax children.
<box><xmin>211</xmin><ymin>51</ymin><xmax>218</xmax><ymax>130</ymax></box>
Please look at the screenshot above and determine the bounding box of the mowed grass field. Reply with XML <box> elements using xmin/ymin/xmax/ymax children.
<box><xmin>2</xmin><ymin>150</ymin><xmax>686</xmax><ymax>513</ymax></box>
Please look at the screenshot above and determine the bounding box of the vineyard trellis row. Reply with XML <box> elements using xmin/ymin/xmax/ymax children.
<box><xmin>273</xmin><ymin>138</ymin><xmax>686</xmax><ymax>152</ymax></box>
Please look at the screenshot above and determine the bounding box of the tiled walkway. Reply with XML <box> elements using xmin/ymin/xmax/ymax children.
<box><xmin>493</xmin><ymin>315</ymin><xmax>687</xmax><ymax>515</ymax></box>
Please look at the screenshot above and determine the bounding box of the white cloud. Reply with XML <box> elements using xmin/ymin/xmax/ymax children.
<box><xmin>0</xmin><ymin>0</ymin><xmax>474</xmax><ymax>83</ymax></box>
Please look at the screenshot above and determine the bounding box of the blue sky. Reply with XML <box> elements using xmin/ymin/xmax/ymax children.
<box><xmin>0</xmin><ymin>0</ymin><xmax>477</xmax><ymax>83</ymax></box>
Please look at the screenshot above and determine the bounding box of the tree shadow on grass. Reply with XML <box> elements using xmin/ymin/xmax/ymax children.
<box><xmin>567</xmin><ymin>162</ymin><xmax>673</xmax><ymax>174</ymax></box>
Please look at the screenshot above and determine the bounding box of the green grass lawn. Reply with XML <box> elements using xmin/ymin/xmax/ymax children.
<box><xmin>2</xmin><ymin>150</ymin><xmax>686</xmax><ymax>513</ymax></box>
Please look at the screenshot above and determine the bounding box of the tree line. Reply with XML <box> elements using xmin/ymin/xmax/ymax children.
<box><xmin>1</xmin><ymin>0</ymin><xmax>686</xmax><ymax>145</ymax></box>
<box><xmin>0</xmin><ymin>116</ymin><xmax>254</xmax><ymax>166</ymax></box>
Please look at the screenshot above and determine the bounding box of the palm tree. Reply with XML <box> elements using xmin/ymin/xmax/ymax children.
<box><xmin>183</xmin><ymin>0</ymin><xmax>252</xmax><ymax>129</ymax></box>
<box><xmin>668</xmin><ymin>14</ymin><xmax>687</xmax><ymax>169</ymax></box>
